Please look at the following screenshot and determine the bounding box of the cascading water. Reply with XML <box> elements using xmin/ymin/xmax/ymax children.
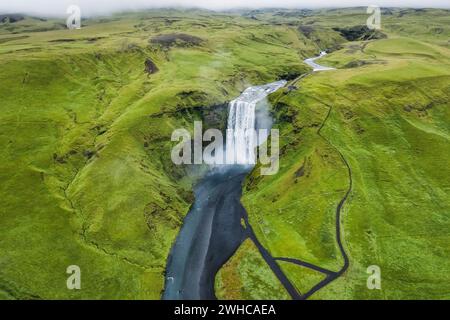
<box><xmin>225</xmin><ymin>80</ymin><xmax>287</xmax><ymax>166</ymax></box>
<box><xmin>163</xmin><ymin>80</ymin><xmax>286</xmax><ymax>300</ymax></box>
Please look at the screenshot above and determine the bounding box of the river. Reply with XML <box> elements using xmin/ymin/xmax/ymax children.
<box><xmin>163</xmin><ymin>54</ymin><xmax>334</xmax><ymax>300</ymax></box>
<box><xmin>163</xmin><ymin>81</ymin><xmax>286</xmax><ymax>299</ymax></box>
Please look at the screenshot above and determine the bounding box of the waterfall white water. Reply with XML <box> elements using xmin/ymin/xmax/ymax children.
<box><xmin>164</xmin><ymin>80</ymin><xmax>286</xmax><ymax>300</ymax></box>
<box><xmin>225</xmin><ymin>80</ymin><xmax>286</xmax><ymax>165</ymax></box>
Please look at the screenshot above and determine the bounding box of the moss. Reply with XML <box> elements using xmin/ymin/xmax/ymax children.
<box><xmin>215</xmin><ymin>239</ymin><xmax>290</xmax><ymax>300</ymax></box>
<box><xmin>0</xmin><ymin>9</ymin><xmax>312</xmax><ymax>299</ymax></box>
<box><xmin>1</xmin><ymin>8</ymin><xmax>449</xmax><ymax>300</ymax></box>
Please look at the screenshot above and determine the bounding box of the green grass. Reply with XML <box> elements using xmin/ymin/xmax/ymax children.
<box><xmin>1</xmin><ymin>8</ymin><xmax>449</xmax><ymax>300</ymax></box>
<box><xmin>215</xmin><ymin>239</ymin><xmax>289</xmax><ymax>300</ymax></box>
<box><xmin>239</xmin><ymin>24</ymin><xmax>450</xmax><ymax>299</ymax></box>
<box><xmin>0</xmin><ymin>9</ymin><xmax>312</xmax><ymax>299</ymax></box>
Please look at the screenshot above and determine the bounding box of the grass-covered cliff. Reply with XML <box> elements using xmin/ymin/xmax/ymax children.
<box><xmin>0</xmin><ymin>8</ymin><xmax>449</xmax><ymax>299</ymax></box>
<box><xmin>216</xmin><ymin>8</ymin><xmax>450</xmax><ymax>300</ymax></box>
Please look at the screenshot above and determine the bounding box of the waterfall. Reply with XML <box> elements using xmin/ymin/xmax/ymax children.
<box><xmin>225</xmin><ymin>80</ymin><xmax>286</xmax><ymax>165</ymax></box>
<box><xmin>163</xmin><ymin>80</ymin><xmax>286</xmax><ymax>300</ymax></box>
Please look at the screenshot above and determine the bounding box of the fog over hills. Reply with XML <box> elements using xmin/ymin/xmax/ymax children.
<box><xmin>0</xmin><ymin>0</ymin><xmax>449</xmax><ymax>17</ymax></box>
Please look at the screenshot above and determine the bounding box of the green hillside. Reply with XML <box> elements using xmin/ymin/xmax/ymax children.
<box><xmin>218</xmin><ymin>9</ymin><xmax>450</xmax><ymax>300</ymax></box>
<box><xmin>0</xmin><ymin>9</ymin><xmax>310</xmax><ymax>299</ymax></box>
<box><xmin>0</xmin><ymin>8</ymin><xmax>449</xmax><ymax>299</ymax></box>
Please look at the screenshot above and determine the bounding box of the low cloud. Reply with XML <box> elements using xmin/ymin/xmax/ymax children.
<box><xmin>1</xmin><ymin>0</ymin><xmax>449</xmax><ymax>17</ymax></box>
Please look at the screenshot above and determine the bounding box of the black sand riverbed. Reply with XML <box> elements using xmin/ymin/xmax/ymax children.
<box><xmin>163</xmin><ymin>166</ymin><xmax>249</xmax><ymax>299</ymax></box>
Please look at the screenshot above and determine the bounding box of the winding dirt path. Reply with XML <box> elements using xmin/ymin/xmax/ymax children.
<box><xmin>264</xmin><ymin>103</ymin><xmax>352</xmax><ymax>300</ymax></box>
<box><xmin>301</xmin><ymin>103</ymin><xmax>352</xmax><ymax>299</ymax></box>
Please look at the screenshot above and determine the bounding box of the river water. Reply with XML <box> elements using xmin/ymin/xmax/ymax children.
<box><xmin>303</xmin><ymin>51</ymin><xmax>335</xmax><ymax>72</ymax></box>
<box><xmin>163</xmin><ymin>53</ymin><xmax>335</xmax><ymax>300</ymax></box>
<box><xmin>163</xmin><ymin>81</ymin><xmax>286</xmax><ymax>299</ymax></box>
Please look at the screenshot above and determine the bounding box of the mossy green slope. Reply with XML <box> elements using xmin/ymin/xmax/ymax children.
<box><xmin>1</xmin><ymin>8</ymin><xmax>449</xmax><ymax>300</ymax></box>
<box><xmin>215</xmin><ymin>239</ymin><xmax>290</xmax><ymax>300</ymax></box>
<box><xmin>0</xmin><ymin>10</ymin><xmax>312</xmax><ymax>299</ymax></box>
<box><xmin>238</xmin><ymin>27</ymin><xmax>450</xmax><ymax>299</ymax></box>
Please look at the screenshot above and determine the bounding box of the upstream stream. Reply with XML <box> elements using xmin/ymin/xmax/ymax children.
<box><xmin>163</xmin><ymin>53</ymin><xmax>334</xmax><ymax>300</ymax></box>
